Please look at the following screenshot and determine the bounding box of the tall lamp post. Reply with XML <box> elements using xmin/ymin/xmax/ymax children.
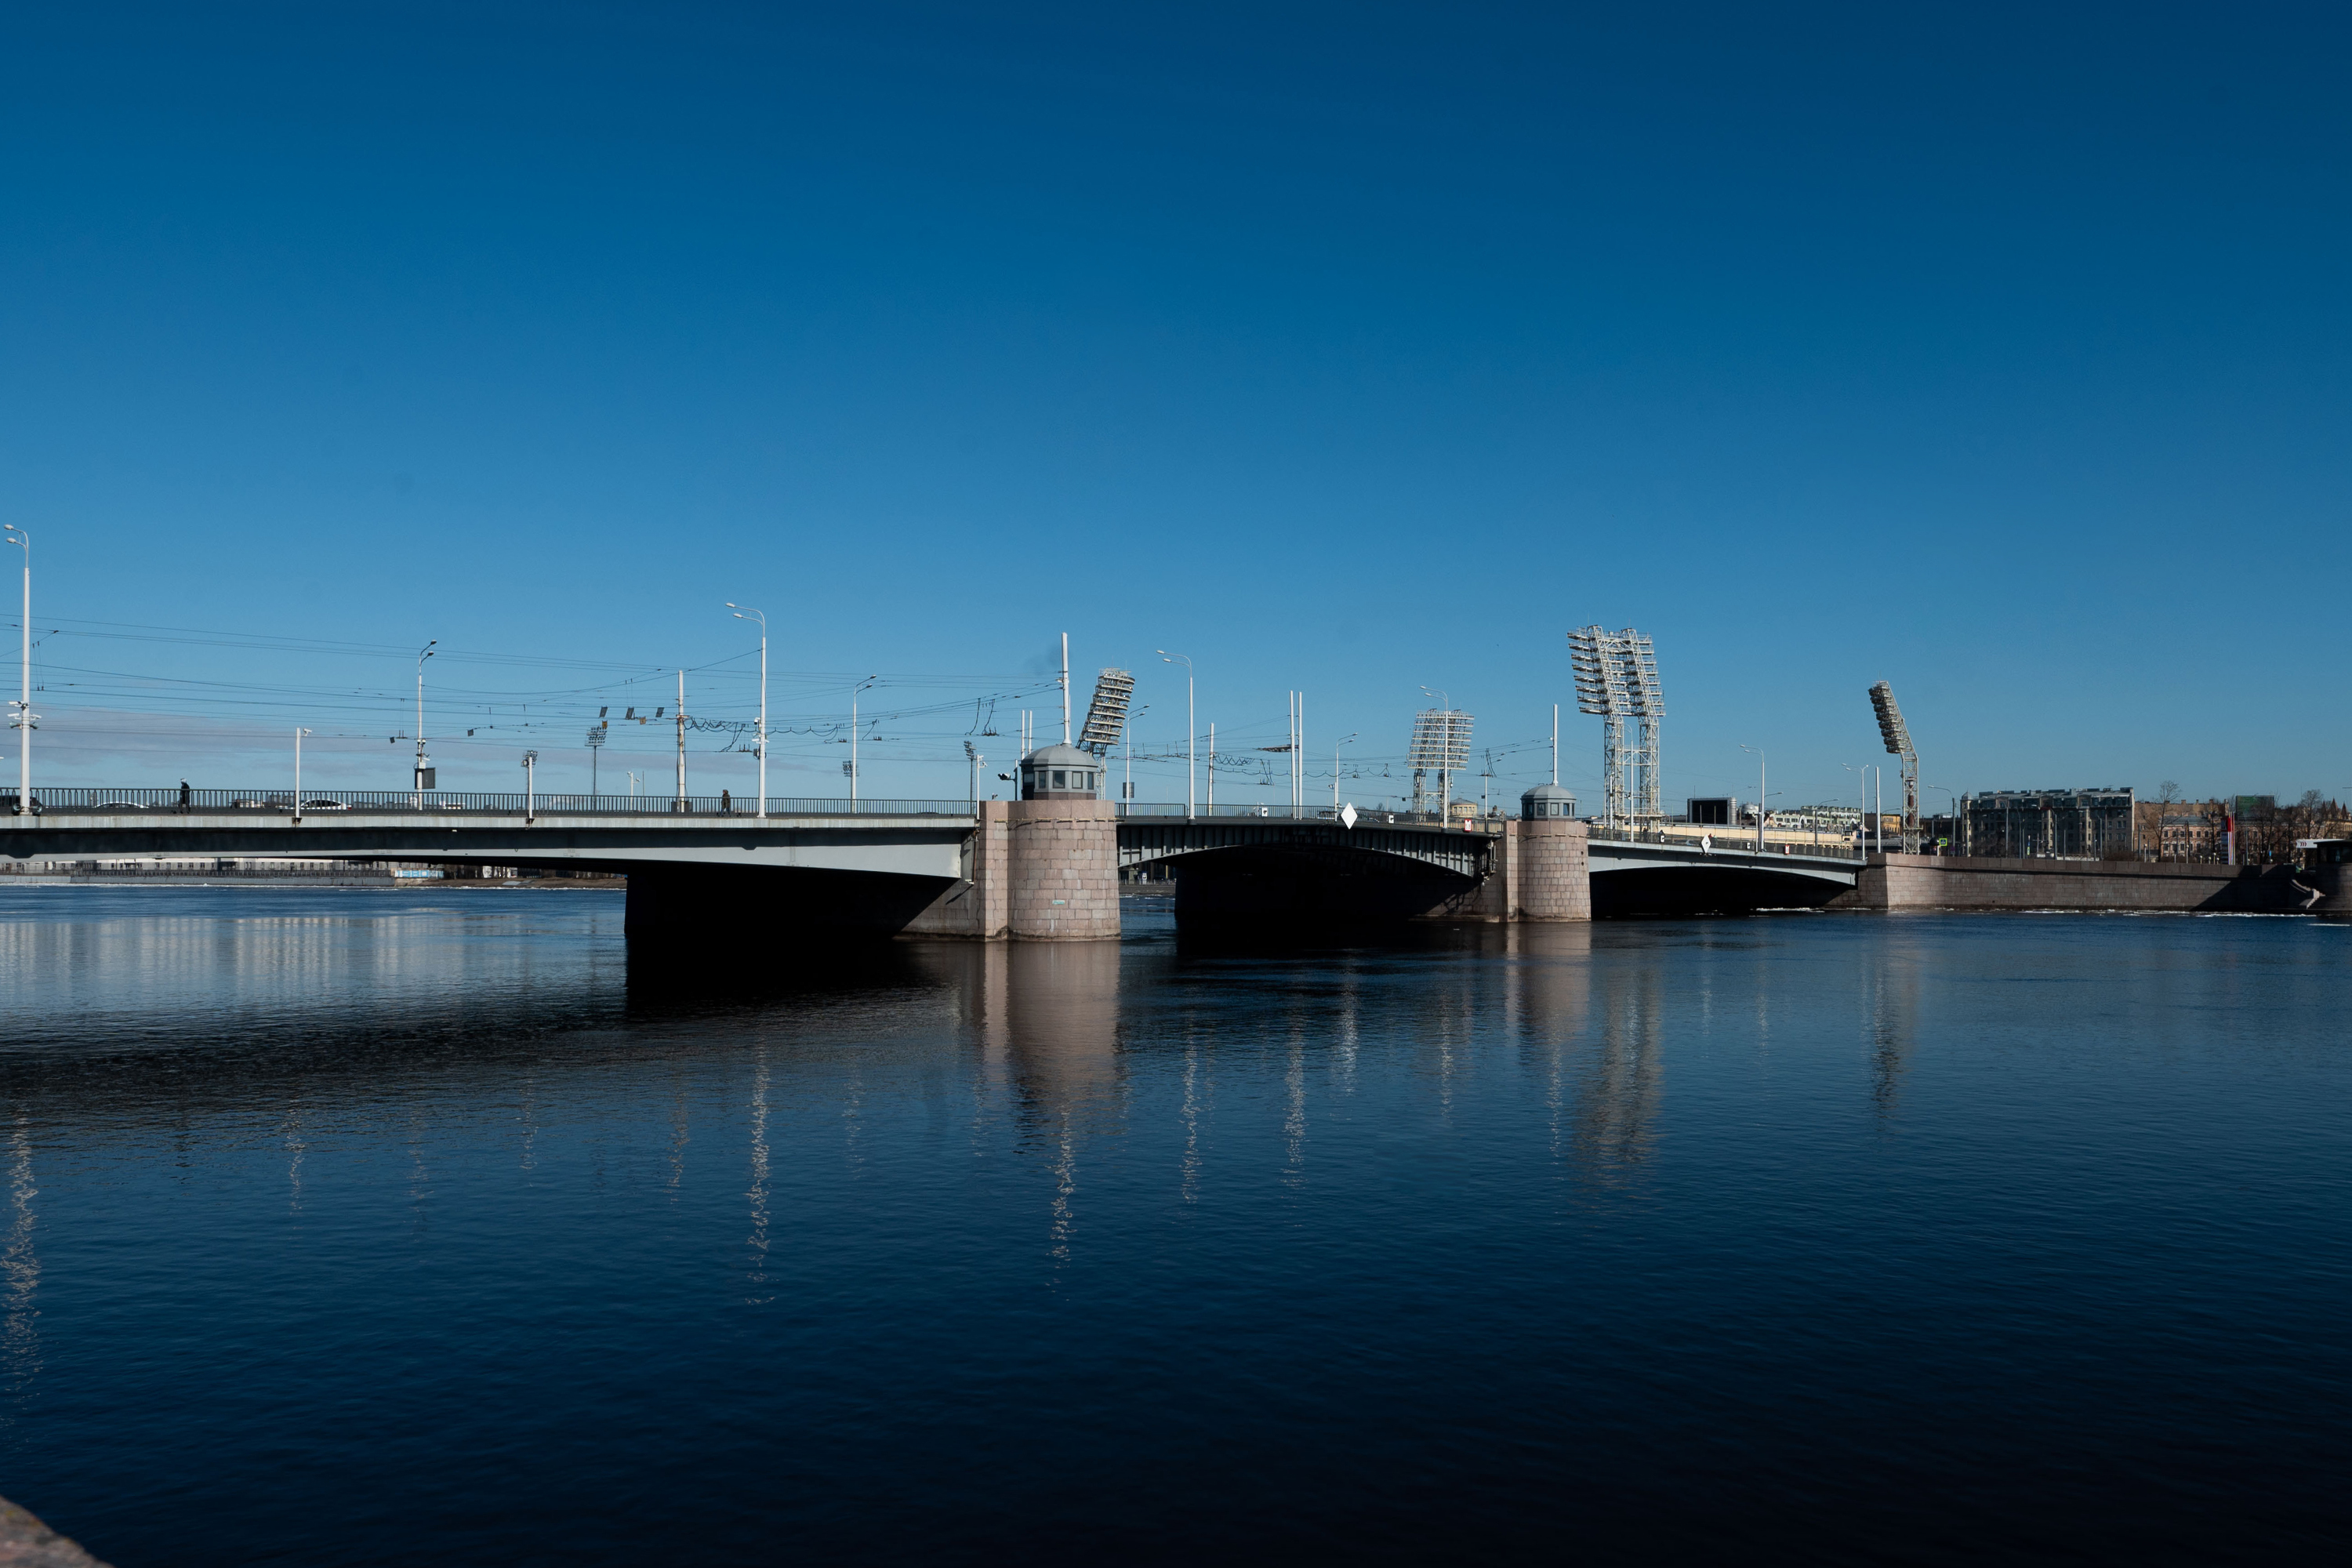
<box><xmin>727</xmin><ymin>604</ymin><xmax>768</xmax><ymax>818</ymax></box>
<box><xmin>521</xmin><ymin>750</ymin><xmax>538</xmax><ymax>824</ymax></box>
<box><xmin>1420</xmin><ymin>686</ymin><xmax>1454</xmax><ymax>823</ymax></box>
<box><xmin>412</xmin><ymin>640</ymin><xmax>437</xmax><ymax>806</ymax></box>
<box><xmin>1842</xmin><ymin>762</ymin><xmax>1865</xmax><ymax>855</ymax></box>
<box><xmin>1740</xmin><ymin>744</ymin><xmax>1766</xmax><ymax>854</ymax></box>
<box><xmin>293</xmin><ymin>728</ymin><xmax>311</xmax><ymax>822</ymax></box>
<box><xmin>4</xmin><ymin>524</ymin><xmax>31</xmax><ymax>815</ymax></box>
<box><xmin>1156</xmin><ymin>650</ymin><xmax>1193</xmax><ymax>819</ymax></box>
<box><xmin>1333</xmin><ymin>733</ymin><xmax>1357</xmax><ymax>810</ymax></box>
<box><xmin>1123</xmin><ymin>704</ymin><xmax>1148</xmax><ymax>815</ymax></box>
<box><xmin>849</xmin><ymin>675</ymin><xmax>877</xmax><ymax>808</ymax></box>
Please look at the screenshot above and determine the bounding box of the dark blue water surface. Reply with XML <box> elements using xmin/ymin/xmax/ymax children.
<box><xmin>2</xmin><ymin>887</ymin><xmax>2349</xmax><ymax>1563</ymax></box>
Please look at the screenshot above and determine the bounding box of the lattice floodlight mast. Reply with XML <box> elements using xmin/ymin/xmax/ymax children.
<box><xmin>1078</xmin><ymin>668</ymin><xmax>1136</xmax><ymax>757</ymax></box>
<box><xmin>1406</xmin><ymin>707</ymin><xmax>1473</xmax><ymax>817</ymax></box>
<box><xmin>1868</xmin><ymin>681</ymin><xmax>1920</xmax><ymax>854</ymax></box>
<box><xmin>1567</xmin><ymin>626</ymin><xmax>1629</xmax><ymax>826</ymax></box>
<box><xmin>1616</xmin><ymin>629</ymin><xmax>1664</xmax><ymax>825</ymax></box>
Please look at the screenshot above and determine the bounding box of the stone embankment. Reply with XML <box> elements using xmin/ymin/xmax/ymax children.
<box><xmin>1828</xmin><ymin>852</ymin><xmax>2339</xmax><ymax>914</ymax></box>
<box><xmin>0</xmin><ymin>1496</ymin><xmax>111</xmax><ymax>1568</ymax></box>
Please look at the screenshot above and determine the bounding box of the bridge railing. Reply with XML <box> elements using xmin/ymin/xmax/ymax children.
<box><xmin>4</xmin><ymin>787</ymin><xmax>975</xmax><ymax>818</ymax></box>
<box><xmin>1120</xmin><ymin>802</ymin><xmax>1498</xmax><ymax>828</ymax></box>
<box><xmin>1585</xmin><ymin>823</ymin><xmax>1864</xmax><ymax>861</ymax></box>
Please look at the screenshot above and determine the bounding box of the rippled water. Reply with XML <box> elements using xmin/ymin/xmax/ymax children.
<box><xmin>2</xmin><ymin>887</ymin><xmax>2348</xmax><ymax>1563</ymax></box>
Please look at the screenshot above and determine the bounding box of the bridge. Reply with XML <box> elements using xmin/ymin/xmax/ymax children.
<box><xmin>0</xmin><ymin>785</ymin><xmax>1874</xmax><ymax>939</ymax></box>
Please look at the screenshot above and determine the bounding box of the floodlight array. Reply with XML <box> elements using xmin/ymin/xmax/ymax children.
<box><xmin>1406</xmin><ymin>708</ymin><xmax>1473</xmax><ymax>771</ymax></box>
<box><xmin>1077</xmin><ymin>668</ymin><xmax>1136</xmax><ymax>757</ymax></box>
<box><xmin>1868</xmin><ymin>681</ymin><xmax>1915</xmax><ymax>762</ymax></box>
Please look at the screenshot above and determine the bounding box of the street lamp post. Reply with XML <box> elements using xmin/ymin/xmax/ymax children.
<box><xmin>1421</xmin><ymin>685</ymin><xmax>1454</xmax><ymax>823</ymax></box>
<box><xmin>4</xmin><ymin>525</ymin><xmax>31</xmax><ymax>815</ymax></box>
<box><xmin>1842</xmin><ymin>762</ymin><xmax>1865</xmax><ymax>856</ymax></box>
<box><xmin>849</xmin><ymin>675</ymin><xmax>877</xmax><ymax>808</ymax></box>
<box><xmin>1740</xmin><ymin>745</ymin><xmax>1766</xmax><ymax>853</ymax></box>
<box><xmin>412</xmin><ymin>640</ymin><xmax>437</xmax><ymax>807</ymax></box>
<box><xmin>1123</xmin><ymin>704</ymin><xmax>1148</xmax><ymax>815</ymax></box>
<box><xmin>727</xmin><ymin>604</ymin><xmax>768</xmax><ymax>818</ymax></box>
<box><xmin>1333</xmin><ymin>733</ymin><xmax>1357</xmax><ymax>810</ymax></box>
<box><xmin>522</xmin><ymin>750</ymin><xmax>538</xmax><ymax>824</ymax></box>
<box><xmin>294</xmin><ymin>728</ymin><xmax>311</xmax><ymax>822</ymax></box>
<box><xmin>1156</xmin><ymin>651</ymin><xmax>1194</xmax><ymax>818</ymax></box>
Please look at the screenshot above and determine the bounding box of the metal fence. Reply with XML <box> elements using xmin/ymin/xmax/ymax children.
<box><xmin>1584</xmin><ymin>823</ymin><xmax>1864</xmax><ymax>861</ymax></box>
<box><xmin>1120</xmin><ymin>802</ymin><xmax>1489</xmax><ymax>828</ymax></box>
<box><xmin>1</xmin><ymin>787</ymin><xmax>975</xmax><ymax>818</ymax></box>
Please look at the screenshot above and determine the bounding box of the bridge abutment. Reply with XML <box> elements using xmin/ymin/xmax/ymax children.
<box><xmin>1007</xmin><ymin>799</ymin><xmax>1120</xmax><ymax>940</ymax></box>
<box><xmin>1515</xmin><ymin>818</ymin><xmax>1592</xmax><ymax>921</ymax></box>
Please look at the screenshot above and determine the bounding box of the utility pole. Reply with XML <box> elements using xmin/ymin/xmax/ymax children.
<box><xmin>412</xmin><ymin>640</ymin><xmax>437</xmax><ymax>806</ymax></box>
<box><xmin>673</xmin><ymin>670</ymin><xmax>688</xmax><ymax>811</ymax></box>
<box><xmin>522</xmin><ymin>750</ymin><xmax>538</xmax><ymax>824</ymax></box>
<box><xmin>1156</xmin><ymin>651</ymin><xmax>1194</xmax><ymax>818</ymax></box>
<box><xmin>1741</xmin><ymin>745</ymin><xmax>1766</xmax><ymax>853</ymax></box>
<box><xmin>294</xmin><ymin>728</ymin><xmax>310</xmax><ymax>822</ymax></box>
<box><xmin>964</xmin><ymin>740</ymin><xmax>981</xmax><ymax>806</ymax></box>
<box><xmin>850</xmin><ymin>676</ymin><xmax>876</xmax><ymax>807</ymax></box>
<box><xmin>1334</xmin><ymin>733</ymin><xmax>1356</xmax><ymax>809</ymax></box>
<box><xmin>5</xmin><ymin>525</ymin><xmax>33</xmax><ymax>815</ymax></box>
<box><xmin>729</xmin><ymin>604</ymin><xmax>768</xmax><ymax>818</ymax></box>
<box><xmin>1123</xmin><ymin>704</ymin><xmax>1148</xmax><ymax>815</ymax></box>
<box><xmin>1207</xmin><ymin>722</ymin><xmax>1215</xmax><ymax>813</ymax></box>
<box><xmin>1061</xmin><ymin>633</ymin><xmax>1071</xmax><ymax>745</ymax></box>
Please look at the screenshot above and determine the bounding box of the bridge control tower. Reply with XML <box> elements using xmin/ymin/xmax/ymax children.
<box><xmin>1003</xmin><ymin>634</ymin><xmax>1119</xmax><ymax>938</ymax></box>
<box><xmin>1019</xmin><ymin>744</ymin><xmax>1102</xmax><ymax>800</ymax></box>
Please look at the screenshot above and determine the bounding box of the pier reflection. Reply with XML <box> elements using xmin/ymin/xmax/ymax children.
<box><xmin>2</xmin><ymin>1112</ymin><xmax>36</xmax><ymax>1421</ymax></box>
<box><xmin>1577</xmin><ymin>939</ymin><xmax>1665</xmax><ymax>1182</ymax></box>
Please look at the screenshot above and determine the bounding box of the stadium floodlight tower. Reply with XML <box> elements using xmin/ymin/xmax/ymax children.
<box><xmin>1566</xmin><ymin>626</ymin><xmax>1626</xmax><ymax>826</ymax></box>
<box><xmin>1077</xmin><ymin>668</ymin><xmax>1135</xmax><ymax>757</ymax></box>
<box><xmin>1569</xmin><ymin>624</ymin><xmax>1666</xmax><ymax>828</ymax></box>
<box><xmin>1617</xmin><ymin>629</ymin><xmax>1664</xmax><ymax>825</ymax></box>
<box><xmin>1406</xmin><ymin>706</ymin><xmax>1473</xmax><ymax>818</ymax></box>
<box><xmin>1868</xmin><ymin>681</ymin><xmax>1921</xmax><ymax>855</ymax></box>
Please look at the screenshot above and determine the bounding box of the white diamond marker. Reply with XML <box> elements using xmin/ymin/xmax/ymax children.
<box><xmin>1341</xmin><ymin>804</ymin><xmax>1358</xmax><ymax>829</ymax></box>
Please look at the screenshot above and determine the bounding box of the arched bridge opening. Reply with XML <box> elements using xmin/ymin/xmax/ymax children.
<box><xmin>1118</xmin><ymin>820</ymin><xmax>1491</xmax><ymax>934</ymax></box>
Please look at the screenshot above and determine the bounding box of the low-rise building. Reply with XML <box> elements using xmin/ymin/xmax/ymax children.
<box><xmin>1962</xmin><ymin>789</ymin><xmax>2136</xmax><ymax>858</ymax></box>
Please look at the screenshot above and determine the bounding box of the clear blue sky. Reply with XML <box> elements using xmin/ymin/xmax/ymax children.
<box><xmin>3</xmin><ymin>2</ymin><xmax>2347</xmax><ymax>808</ymax></box>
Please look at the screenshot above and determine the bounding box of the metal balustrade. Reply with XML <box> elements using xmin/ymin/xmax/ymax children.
<box><xmin>1</xmin><ymin>787</ymin><xmax>974</xmax><ymax>818</ymax></box>
<box><xmin>1584</xmin><ymin>823</ymin><xmax>1864</xmax><ymax>861</ymax></box>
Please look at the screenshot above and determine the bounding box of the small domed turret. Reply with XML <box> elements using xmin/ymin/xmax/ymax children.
<box><xmin>1021</xmin><ymin>743</ymin><xmax>1102</xmax><ymax>800</ymax></box>
<box><xmin>1522</xmin><ymin>782</ymin><xmax>1578</xmax><ymax>821</ymax></box>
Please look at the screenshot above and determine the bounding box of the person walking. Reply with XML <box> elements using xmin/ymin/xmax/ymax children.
<box><xmin>720</xmin><ymin>788</ymin><xmax>731</xmax><ymax>815</ymax></box>
<box><xmin>179</xmin><ymin>779</ymin><xmax>191</xmax><ymax>813</ymax></box>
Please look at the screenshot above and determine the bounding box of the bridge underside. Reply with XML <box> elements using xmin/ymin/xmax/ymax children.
<box><xmin>620</xmin><ymin>862</ymin><xmax>960</xmax><ymax>946</ymax></box>
<box><xmin>1589</xmin><ymin>863</ymin><xmax>1853</xmax><ymax>916</ymax></box>
<box><xmin>1167</xmin><ymin>844</ymin><xmax>1483</xmax><ymax>935</ymax></box>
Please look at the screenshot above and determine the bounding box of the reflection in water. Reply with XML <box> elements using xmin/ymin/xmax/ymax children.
<box><xmin>747</xmin><ymin>1047</ymin><xmax>771</xmax><ymax>1303</ymax></box>
<box><xmin>1000</xmin><ymin>942</ymin><xmax>1122</xmax><ymax>1267</ymax></box>
<box><xmin>283</xmin><ymin>1102</ymin><xmax>307</xmax><ymax>1216</ymax></box>
<box><xmin>1508</xmin><ymin>926</ymin><xmax>1594</xmax><ymax>1168</ymax></box>
<box><xmin>5</xmin><ymin>891</ymin><xmax>2345</xmax><ymax>1565</ymax></box>
<box><xmin>1579</xmin><ymin>953</ymin><xmax>1664</xmax><ymax>1181</ymax></box>
<box><xmin>2</xmin><ymin>1114</ymin><xmax>34</xmax><ymax>1411</ymax></box>
<box><xmin>1180</xmin><ymin>1040</ymin><xmax>1201</xmax><ymax>1204</ymax></box>
<box><xmin>1865</xmin><ymin>938</ymin><xmax>1922</xmax><ymax>1122</ymax></box>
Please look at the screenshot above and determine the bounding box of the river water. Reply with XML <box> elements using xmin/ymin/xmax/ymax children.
<box><xmin>2</xmin><ymin>887</ymin><xmax>2347</xmax><ymax>1563</ymax></box>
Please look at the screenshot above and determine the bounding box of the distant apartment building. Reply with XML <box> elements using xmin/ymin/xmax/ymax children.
<box><xmin>2136</xmin><ymin>800</ymin><xmax>2227</xmax><ymax>862</ymax></box>
<box><xmin>1961</xmin><ymin>788</ymin><xmax>2136</xmax><ymax>858</ymax></box>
